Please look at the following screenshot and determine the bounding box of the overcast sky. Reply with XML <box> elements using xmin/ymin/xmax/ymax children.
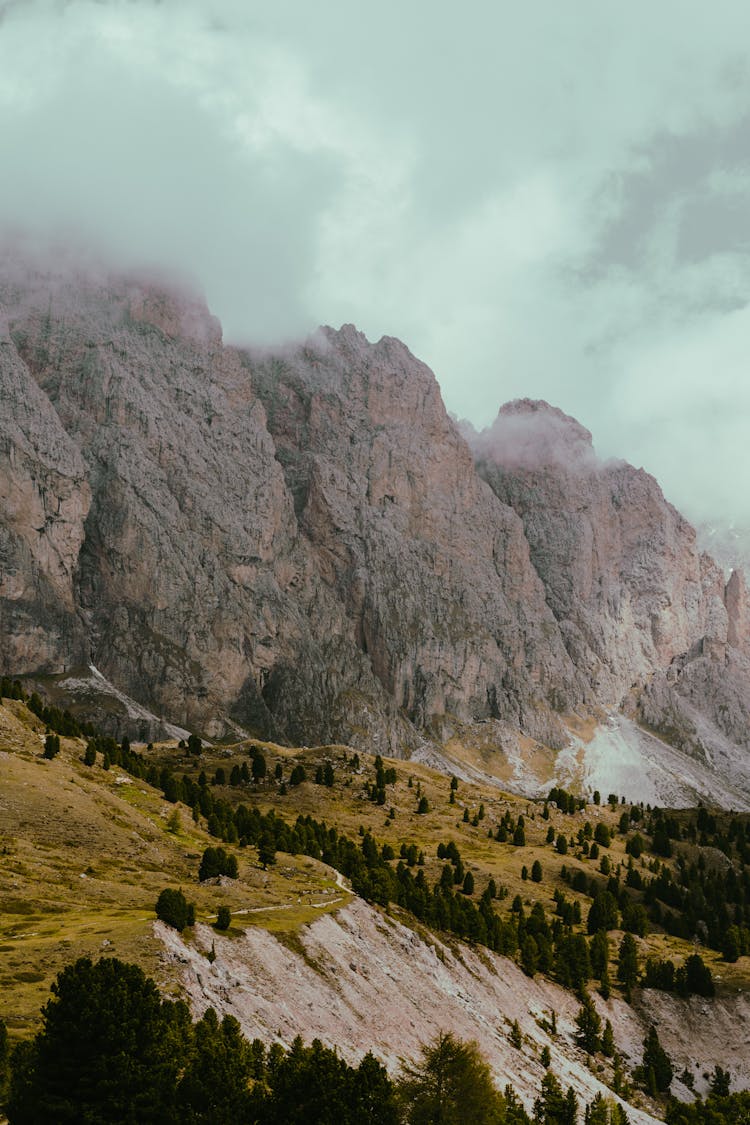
<box><xmin>2</xmin><ymin>0</ymin><xmax>750</xmax><ymax>529</ymax></box>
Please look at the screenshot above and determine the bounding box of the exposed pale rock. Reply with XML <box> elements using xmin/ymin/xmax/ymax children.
<box><xmin>471</xmin><ymin>401</ymin><xmax>731</xmax><ymax>707</ymax></box>
<box><xmin>250</xmin><ymin>329</ymin><xmax>586</xmax><ymax>747</ymax></box>
<box><xmin>1</xmin><ymin>266</ymin><xmax>749</xmax><ymax>786</ymax></box>
<box><xmin>725</xmin><ymin>567</ymin><xmax>750</xmax><ymax>651</ymax></box>
<box><xmin>0</xmin><ymin>315</ymin><xmax>90</xmax><ymax>671</ymax></box>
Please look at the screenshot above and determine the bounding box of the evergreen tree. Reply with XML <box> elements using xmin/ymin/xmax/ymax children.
<box><xmin>0</xmin><ymin>1016</ymin><xmax>9</xmax><ymax>1100</ymax></box>
<box><xmin>176</xmin><ymin>1009</ymin><xmax>252</xmax><ymax>1123</ymax></box>
<box><xmin>641</xmin><ymin>1025</ymin><xmax>673</xmax><ymax>1093</ymax></box>
<box><xmin>398</xmin><ymin>1031</ymin><xmax>504</xmax><ymax>1124</ymax></box>
<box><xmin>575</xmin><ymin>995</ymin><xmax>601</xmax><ymax>1054</ymax></box>
<box><xmin>7</xmin><ymin>957</ymin><xmax>190</xmax><ymax>1124</ymax></box>
<box><xmin>589</xmin><ymin>930</ymin><xmax>609</xmax><ymax>979</ymax></box>
<box><xmin>585</xmin><ymin>1092</ymin><xmax>609</xmax><ymax>1125</ymax></box>
<box><xmin>521</xmin><ymin>936</ymin><xmax>539</xmax><ymax>978</ymax></box>
<box><xmin>682</xmin><ymin>954</ymin><xmax>714</xmax><ymax>997</ymax></box>
<box><xmin>155</xmin><ymin>888</ymin><xmax>195</xmax><ymax>932</ymax></box>
<box><xmin>199</xmin><ymin>846</ymin><xmax>238</xmax><ymax>882</ymax></box>
<box><xmin>616</xmin><ymin>934</ymin><xmax>638</xmax><ymax>1001</ymax></box>
<box><xmin>587</xmin><ymin>892</ymin><xmax>619</xmax><ymax>935</ymax></box>
<box><xmin>535</xmin><ymin>1071</ymin><xmax>577</xmax><ymax>1125</ymax></box>
<box><xmin>43</xmin><ymin>733</ymin><xmax>60</xmax><ymax>760</ymax></box>
<box><xmin>257</xmin><ymin>833</ymin><xmax>277</xmax><ymax>869</ymax></box>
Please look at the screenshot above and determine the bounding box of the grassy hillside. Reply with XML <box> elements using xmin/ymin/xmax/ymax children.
<box><xmin>2</xmin><ymin>694</ymin><xmax>750</xmax><ymax>1048</ymax></box>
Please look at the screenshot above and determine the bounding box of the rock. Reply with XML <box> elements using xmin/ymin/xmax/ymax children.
<box><xmin>1</xmin><ymin>263</ymin><xmax>749</xmax><ymax>787</ymax></box>
<box><xmin>470</xmin><ymin>401</ymin><xmax>732</xmax><ymax>708</ymax></box>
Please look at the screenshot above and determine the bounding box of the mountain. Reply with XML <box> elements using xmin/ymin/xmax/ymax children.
<box><xmin>1</xmin><ymin>261</ymin><xmax>749</xmax><ymax>805</ymax></box>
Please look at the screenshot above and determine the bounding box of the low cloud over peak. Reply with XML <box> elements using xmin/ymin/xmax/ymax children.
<box><xmin>1</xmin><ymin>0</ymin><xmax>748</xmax><ymax>528</ymax></box>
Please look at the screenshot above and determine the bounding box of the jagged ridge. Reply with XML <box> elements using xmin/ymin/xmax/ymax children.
<box><xmin>1</xmin><ymin>263</ymin><xmax>748</xmax><ymax>799</ymax></box>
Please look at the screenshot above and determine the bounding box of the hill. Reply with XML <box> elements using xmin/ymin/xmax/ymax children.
<box><xmin>3</xmin><ymin>694</ymin><xmax>750</xmax><ymax>1120</ymax></box>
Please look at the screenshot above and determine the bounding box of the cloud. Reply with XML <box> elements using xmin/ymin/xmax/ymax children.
<box><xmin>0</xmin><ymin>0</ymin><xmax>345</xmax><ymax>340</ymax></box>
<box><xmin>1</xmin><ymin>0</ymin><xmax>749</xmax><ymax>527</ymax></box>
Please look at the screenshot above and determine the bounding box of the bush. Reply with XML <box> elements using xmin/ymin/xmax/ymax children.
<box><xmin>215</xmin><ymin>906</ymin><xmax>231</xmax><ymax>931</ymax></box>
<box><xmin>155</xmin><ymin>888</ymin><xmax>195</xmax><ymax>932</ymax></box>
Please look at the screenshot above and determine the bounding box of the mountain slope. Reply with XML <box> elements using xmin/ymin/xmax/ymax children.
<box><xmin>1</xmin><ymin>262</ymin><xmax>749</xmax><ymax>805</ymax></box>
<box><xmin>3</xmin><ymin>697</ymin><xmax>750</xmax><ymax>1118</ymax></box>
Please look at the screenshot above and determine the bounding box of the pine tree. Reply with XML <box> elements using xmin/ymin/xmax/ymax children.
<box><xmin>7</xmin><ymin>957</ymin><xmax>190</xmax><ymax>1123</ymax></box>
<box><xmin>589</xmin><ymin>930</ymin><xmax>610</xmax><ymax>979</ymax></box>
<box><xmin>397</xmin><ymin>1031</ymin><xmax>504</xmax><ymax>1124</ymax></box>
<box><xmin>641</xmin><ymin>1025</ymin><xmax>672</xmax><ymax>1093</ymax></box>
<box><xmin>155</xmin><ymin>888</ymin><xmax>195</xmax><ymax>931</ymax></box>
<box><xmin>43</xmin><ymin>733</ymin><xmax>60</xmax><ymax>760</ymax></box>
<box><xmin>616</xmin><ymin>933</ymin><xmax>638</xmax><ymax>1001</ymax></box>
<box><xmin>575</xmin><ymin>995</ymin><xmax>601</xmax><ymax>1054</ymax></box>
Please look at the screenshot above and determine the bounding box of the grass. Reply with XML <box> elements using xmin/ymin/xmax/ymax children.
<box><xmin>0</xmin><ymin>704</ymin><xmax>351</xmax><ymax>1039</ymax></box>
<box><xmin>2</xmin><ymin>697</ymin><xmax>750</xmax><ymax>1043</ymax></box>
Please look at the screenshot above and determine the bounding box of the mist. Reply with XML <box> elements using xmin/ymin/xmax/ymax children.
<box><xmin>2</xmin><ymin>0</ymin><xmax>749</xmax><ymax>530</ymax></box>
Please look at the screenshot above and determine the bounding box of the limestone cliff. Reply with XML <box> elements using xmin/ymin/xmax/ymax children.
<box><xmin>1</xmin><ymin>265</ymin><xmax>749</xmax><ymax>787</ymax></box>
<box><xmin>468</xmin><ymin>400</ymin><xmax>750</xmax><ymax>769</ymax></box>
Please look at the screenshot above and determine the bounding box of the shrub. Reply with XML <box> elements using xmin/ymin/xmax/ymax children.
<box><xmin>215</xmin><ymin>906</ymin><xmax>231</xmax><ymax>931</ymax></box>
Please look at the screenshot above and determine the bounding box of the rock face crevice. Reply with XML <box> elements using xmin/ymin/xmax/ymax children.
<box><xmin>1</xmin><ymin>265</ymin><xmax>748</xmax><ymax>775</ymax></box>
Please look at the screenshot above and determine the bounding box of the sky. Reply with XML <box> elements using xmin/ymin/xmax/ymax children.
<box><xmin>1</xmin><ymin>0</ymin><xmax>750</xmax><ymax>530</ymax></box>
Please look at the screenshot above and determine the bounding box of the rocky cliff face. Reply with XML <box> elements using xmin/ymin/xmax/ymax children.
<box><xmin>248</xmin><ymin>329</ymin><xmax>586</xmax><ymax>747</ymax></box>
<box><xmin>467</xmin><ymin>400</ymin><xmax>750</xmax><ymax>769</ymax></box>
<box><xmin>0</xmin><ymin>266</ymin><xmax>583</xmax><ymax>749</ymax></box>
<box><xmin>1</xmin><ymin>263</ymin><xmax>748</xmax><ymax>788</ymax></box>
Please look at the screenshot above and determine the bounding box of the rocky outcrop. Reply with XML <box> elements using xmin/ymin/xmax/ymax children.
<box><xmin>1</xmin><ymin>264</ymin><xmax>749</xmax><ymax>780</ymax></box>
<box><xmin>249</xmin><ymin>329</ymin><xmax>586</xmax><ymax>747</ymax></box>
<box><xmin>468</xmin><ymin>400</ymin><xmax>750</xmax><ymax>769</ymax></box>
<box><xmin>0</xmin><ymin>268</ymin><xmax>582</xmax><ymax>748</ymax></box>
<box><xmin>0</xmin><ymin>305</ymin><xmax>90</xmax><ymax>672</ymax></box>
<box><xmin>469</xmin><ymin>401</ymin><xmax>731</xmax><ymax>700</ymax></box>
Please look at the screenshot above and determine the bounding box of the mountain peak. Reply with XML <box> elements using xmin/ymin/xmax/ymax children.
<box><xmin>468</xmin><ymin>397</ymin><xmax>596</xmax><ymax>470</ymax></box>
